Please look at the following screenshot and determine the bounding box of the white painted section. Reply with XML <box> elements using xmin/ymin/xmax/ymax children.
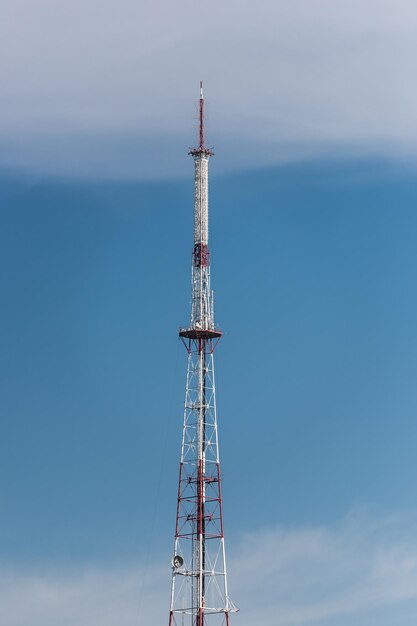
<box><xmin>193</xmin><ymin>155</ymin><xmax>209</xmax><ymax>244</ymax></box>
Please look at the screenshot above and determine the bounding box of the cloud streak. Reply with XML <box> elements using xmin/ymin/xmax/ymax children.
<box><xmin>2</xmin><ymin>511</ymin><xmax>417</xmax><ymax>625</ymax></box>
<box><xmin>0</xmin><ymin>0</ymin><xmax>416</xmax><ymax>176</ymax></box>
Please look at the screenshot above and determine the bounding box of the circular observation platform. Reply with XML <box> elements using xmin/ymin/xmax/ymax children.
<box><xmin>179</xmin><ymin>327</ymin><xmax>222</xmax><ymax>340</ymax></box>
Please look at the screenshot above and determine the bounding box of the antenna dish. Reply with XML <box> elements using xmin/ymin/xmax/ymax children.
<box><xmin>172</xmin><ymin>555</ymin><xmax>184</xmax><ymax>569</ymax></box>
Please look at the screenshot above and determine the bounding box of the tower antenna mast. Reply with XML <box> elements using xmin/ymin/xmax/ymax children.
<box><xmin>168</xmin><ymin>83</ymin><xmax>237</xmax><ymax>626</ymax></box>
<box><xmin>199</xmin><ymin>80</ymin><xmax>204</xmax><ymax>149</ymax></box>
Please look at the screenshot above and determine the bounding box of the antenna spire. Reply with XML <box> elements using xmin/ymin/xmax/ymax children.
<box><xmin>189</xmin><ymin>81</ymin><xmax>213</xmax><ymax>157</ymax></box>
<box><xmin>199</xmin><ymin>80</ymin><xmax>204</xmax><ymax>149</ymax></box>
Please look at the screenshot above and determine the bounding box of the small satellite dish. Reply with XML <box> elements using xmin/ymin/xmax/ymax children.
<box><xmin>172</xmin><ymin>555</ymin><xmax>184</xmax><ymax>569</ymax></box>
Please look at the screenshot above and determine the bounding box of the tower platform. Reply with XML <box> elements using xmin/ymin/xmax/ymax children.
<box><xmin>179</xmin><ymin>327</ymin><xmax>222</xmax><ymax>340</ymax></box>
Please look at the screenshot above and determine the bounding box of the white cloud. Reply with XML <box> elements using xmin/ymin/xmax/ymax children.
<box><xmin>0</xmin><ymin>1</ymin><xmax>417</xmax><ymax>176</ymax></box>
<box><xmin>233</xmin><ymin>511</ymin><xmax>417</xmax><ymax>625</ymax></box>
<box><xmin>2</xmin><ymin>511</ymin><xmax>417</xmax><ymax>625</ymax></box>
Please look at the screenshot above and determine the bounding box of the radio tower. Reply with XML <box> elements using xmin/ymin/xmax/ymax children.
<box><xmin>169</xmin><ymin>83</ymin><xmax>238</xmax><ymax>626</ymax></box>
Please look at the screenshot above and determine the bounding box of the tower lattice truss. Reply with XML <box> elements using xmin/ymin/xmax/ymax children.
<box><xmin>169</xmin><ymin>83</ymin><xmax>238</xmax><ymax>626</ymax></box>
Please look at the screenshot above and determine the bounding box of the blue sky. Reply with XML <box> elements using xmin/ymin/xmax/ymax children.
<box><xmin>2</xmin><ymin>158</ymin><xmax>417</xmax><ymax>625</ymax></box>
<box><xmin>2</xmin><ymin>1</ymin><xmax>417</xmax><ymax>624</ymax></box>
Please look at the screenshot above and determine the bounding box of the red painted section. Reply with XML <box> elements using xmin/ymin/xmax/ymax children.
<box><xmin>197</xmin><ymin>457</ymin><xmax>205</xmax><ymax>625</ymax></box>
<box><xmin>193</xmin><ymin>243</ymin><xmax>210</xmax><ymax>267</ymax></box>
<box><xmin>175</xmin><ymin>463</ymin><xmax>183</xmax><ymax>537</ymax></box>
<box><xmin>217</xmin><ymin>462</ymin><xmax>225</xmax><ymax>538</ymax></box>
<box><xmin>198</xmin><ymin>607</ymin><xmax>204</xmax><ymax>626</ymax></box>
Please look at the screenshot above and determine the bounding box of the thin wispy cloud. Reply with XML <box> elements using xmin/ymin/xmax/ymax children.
<box><xmin>3</xmin><ymin>511</ymin><xmax>417</xmax><ymax>625</ymax></box>
<box><xmin>0</xmin><ymin>0</ymin><xmax>416</xmax><ymax>177</ymax></box>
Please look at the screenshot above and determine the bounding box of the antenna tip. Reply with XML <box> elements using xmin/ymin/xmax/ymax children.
<box><xmin>200</xmin><ymin>81</ymin><xmax>203</xmax><ymax>99</ymax></box>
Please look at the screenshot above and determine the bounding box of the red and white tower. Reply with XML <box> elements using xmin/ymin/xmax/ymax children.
<box><xmin>169</xmin><ymin>83</ymin><xmax>238</xmax><ymax>626</ymax></box>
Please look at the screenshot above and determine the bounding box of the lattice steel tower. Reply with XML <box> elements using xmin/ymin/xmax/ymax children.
<box><xmin>169</xmin><ymin>83</ymin><xmax>238</xmax><ymax>626</ymax></box>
